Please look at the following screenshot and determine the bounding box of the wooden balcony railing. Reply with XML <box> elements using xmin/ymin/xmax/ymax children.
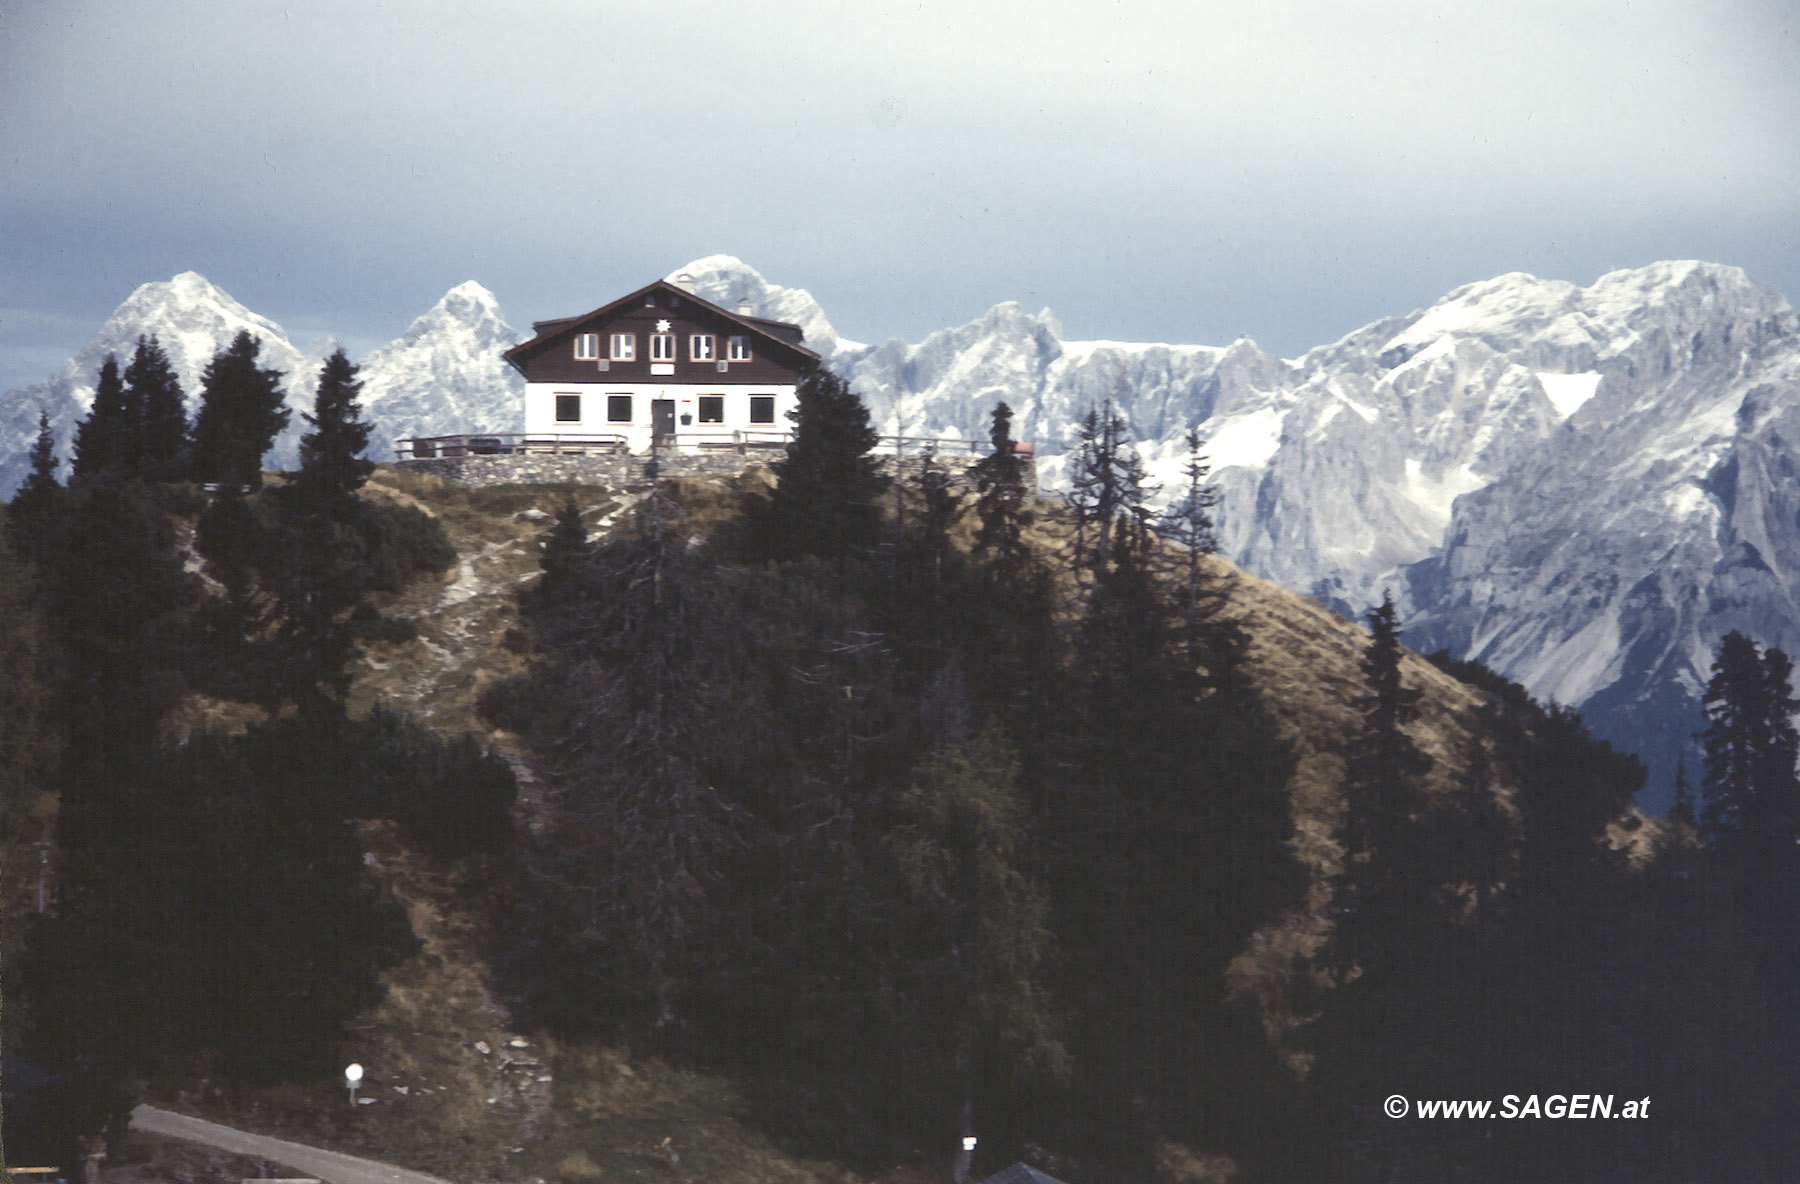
<box><xmin>393</xmin><ymin>433</ymin><xmax>1034</xmax><ymax>461</ymax></box>
<box><xmin>394</xmin><ymin>432</ymin><xmax>629</xmax><ymax>459</ymax></box>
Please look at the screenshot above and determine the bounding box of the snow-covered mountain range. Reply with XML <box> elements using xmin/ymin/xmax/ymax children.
<box><xmin>8</xmin><ymin>255</ymin><xmax>1798</xmax><ymax>801</ymax></box>
<box><xmin>0</xmin><ymin>273</ymin><xmax>525</xmax><ymax>495</ymax></box>
<box><xmin>679</xmin><ymin>255</ymin><xmax>1795</xmax><ymax>802</ymax></box>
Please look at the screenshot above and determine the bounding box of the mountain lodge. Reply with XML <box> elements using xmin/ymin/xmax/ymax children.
<box><xmin>498</xmin><ymin>277</ymin><xmax>819</xmax><ymax>454</ymax></box>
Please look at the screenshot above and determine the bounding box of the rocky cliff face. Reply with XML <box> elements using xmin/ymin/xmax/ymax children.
<box><xmin>680</xmin><ymin>257</ymin><xmax>1800</xmax><ymax>800</ymax></box>
<box><xmin>1402</xmin><ymin>263</ymin><xmax>1800</xmax><ymax>792</ymax></box>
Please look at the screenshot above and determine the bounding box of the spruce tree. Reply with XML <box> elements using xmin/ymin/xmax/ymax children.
<box><xmin>1329</xmin><ymin>593</ymin><xmax>1434</xmax><ymax>977</ymax></box>
<box><xmin>70</xmin><ymin>355</ymin><xmax>130</xmax><ymax>481</ymax></box>
<box><xmin>534</xmin><ymin>495</ymin><xmax>588</xmax><ymax>611</ymax></box>
<box><xmin>125</xmin><ymin>335</ymin><xmax>189</xmax><ymax>483</ymax></box>
<box><xmin>963</xmin><ymin>401</ymin><xmax>1053</xmax><ymax>747</ymax></box>
<box><xmin>1698</xmin><ymin>631</ymin><xmax>1800</xmax><ymax>1084</ymax></box>
<box><xmin>246</xmin><ymin>350</ymin><xmax>376</xmax><ymax>708</ymax></box>
<box><xmin>9</xmin><ymin>411</ymin><xmax>65</xmax><ymax>563</ymax></box>
<box><xmin>1698</xmin><ymin>631</ymin><xmax>1800</xmax><ymax>870</ymax></box>
<box><xmin>1311</xmin><ymin>592</ymin><xmax>1439</xmax><ymax>1179</ymax></box>
<box><xmin>884</xmin><ymin>729</ymin><xmax>1067</xmax><ymax>1155</ymax></box>
<box><xmin>1669</xmin><ymin>757</ymin><xmax>1696</xmax><ymax>830</ymax></box>
<box><xmin>1065</xmin><ymin>396</ymin><xmax>1155</xmax><ymax>591</ymax></box>
<box><xmin>768</xmin><ymin>367</ymin><xmax>885</xmax><ymax>562</ymax></box>
<box><xmin>0</xmin><ymin>522</ymin><xmax>60</xmax><ymax>978</ymax></box>
<box><xmin>886</xmin><ymin>450</ymin><xmax>968</xmax><ymax>685</ymax></box>
<box><xmin>1161</xmin><ymin>426</ymin><xmax>1231</xmax><ymax>661</ymax></box>
<box><xmin>970</xmin><ymin>402</ymin><xmax>1032</xmax><ymax>571</ymax></box>
<box><xmin>22</xmin><ymin>481</ymin><xmax>196</xmax><ymax>1141</ymax></box>
<box><xmin>290</xmin><ymin>349</ymin><xmax>374</xmax><ymax>513</ymax></box>
<box><xmin>191</xmin><ymin>331</ymin><xmax>289</xmax><ymax>490</ymax></box>
<box><xmin>509</xmin><ymin>500</ymin><xmax>747</xmax><ymax>1034</ymax></box>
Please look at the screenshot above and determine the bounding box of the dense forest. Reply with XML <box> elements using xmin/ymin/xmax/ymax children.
<box><xmin>1</xmin><ymin>335</ymin><xmax>514</xmax><ymax>1166</ymax></box>
<box><xmin>6</xmin><ymin>342</ymin><xmax>1800</xmax><ymax>1181</ymax></box>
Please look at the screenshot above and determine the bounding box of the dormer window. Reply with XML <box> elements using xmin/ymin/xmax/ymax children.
<box><xmin>610</xmin><ymin>333</ymin><xmax>636</xmax><ymax>361</ymax></box>
<box><xmin>574</xmin><ymin>333</ymin><xmax>599</xmax><ymax>360</ymax></box>
<box><xmin>650</xmin><ymin>333</ymin><xmax>675</xmax><ymax>362</ymax></box>
<box><xmin>690</xmin><ymin>334</ymin><xmax>716</xmax><ymax>361</ymax></box>
<box><xmin>728</xmin><ymin>335</ymin><xmax>752</xmax><ymax>362</ymax></box>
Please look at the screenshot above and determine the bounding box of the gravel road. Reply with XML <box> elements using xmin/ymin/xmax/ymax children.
<box><xmin>129</xmin><ymin>1106</ymin><xmax>458</xmax><ymax>1184</ymax></box>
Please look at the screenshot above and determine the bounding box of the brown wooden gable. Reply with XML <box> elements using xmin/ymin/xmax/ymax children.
<box><xmin>504</xmin><ymin>280</ymin><xmax>819</xmax><ymax>383</ymax></box>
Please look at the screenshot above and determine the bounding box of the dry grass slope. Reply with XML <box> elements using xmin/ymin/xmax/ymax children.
<box><xmin>134</xmin><ymin>462</ymin><xmax>1579</xmax><ymax>1184</ymax></box>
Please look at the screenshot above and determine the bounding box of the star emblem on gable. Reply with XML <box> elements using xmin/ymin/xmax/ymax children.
<box><xmin>656</xmin><ymin>319</ymin><xmax>671</xmax><ymax>332</ymax></box>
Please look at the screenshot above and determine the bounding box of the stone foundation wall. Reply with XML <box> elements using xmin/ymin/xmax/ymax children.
<box><xmin>390</xmin><ymin>450</ymin><xmax>1033</xmax><ymax>492</ymax></box>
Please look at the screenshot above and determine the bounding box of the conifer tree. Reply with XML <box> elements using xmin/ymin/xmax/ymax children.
<box><xmin>9</xmin><ymin>411</ymin><xmax>65</xmax><ymax>562</ymax></box>
<box><xmin>290</xmin><ymin>349</ymin><xmax>374</xmax><ymax>513</ymax></box>
<box><xmin>1161</xmin><ymin>426</ymin><xmax>1231</xmax><ymax>658</ymax></box>
<box><xmin>534</xmin><ymin>495</ymin><xmax>588</xmax><ymax>611</ymax></box>
<box><xmin>885</xmin><ymin>729</ymin><xmax>1067</xmax><ymax>1151</ymax></box>
<box><xmin>513</xmin><ymin>498</ymin><xmax>747</xmax><ymax>1033</ymax></box>
<box><xmin>960</xmin><ymin>402</ymin><xmax>1054</xmax><ymax>746</ymax></box>
<box><xmin>1697</xmin><ymin>631</ymin><xmax>1800</xmax><ymax>1066</ymax></box>
<box><xmin>1065</xmin><ymin>396</ymin><xmax>1154</xmax><ymax>587</ymax></box>
<box><xmin>191</xmin><ymin>348</ymin><xmax>375</xmax><ymax>710</ymax></box>
<box><xmin>970</xmin><ymin>402</ymin><xmax>1032</xmax><ymax>572</ymax></box>
<box><xmin>1698</xmin><ymin>631</ymin><xmax>1800</xmax><ymax>864</ymax></box>
<box><xmin>887</xmin><ymin>450</ymin><xmax>968</xmax><ymax>683</ymax></box>
<box><xmin>914</xmin><ymin>452</ymin><xmax>964</xmax><ymax>579</ymax></box>
<box><xmin>1669</xmin><ymin>757</ymin><xmax>1696</xmax><ymax>831</ymax></box>
<box><xmin>191</xmin><ymin>331</ymin><xmax>288</xmax><ymax>490</ymax></box>
<box><xmin>70</xmin><ymin>355</ymin><xmax>130</xmax><ymax>481</ymax></box>
<box><xmin>769</xmin><ymin>367</ymin><xmax>885</xmax><ymax>562</ymax></box>
<box><xmin>0</xmin><ymin>522</ymin><xmax>60</xmax><ymax>974</ymax></box>
<box><xmin>1330</xmin><ymin>593</ymin><xmax>1434</xmax><ymax>969</ymax></box>
<box><xmin>22</xmin><ymin>481</ymin><xmax>196</xmax><ymax>1141</ymax></box>
<box><xmin>125</xmin><ymin>335</ymin><xmax>189</xmax><ymax>483</ymax></box>
<box><xmin>1309</xmin><ymin>593</ymin><xmax>1440</xmax><ymax>1179</ymax></box>
<box><xmin>254</xmin><ymin>354</ymin><xmax>381</xmax><ymax>710</ymax></box>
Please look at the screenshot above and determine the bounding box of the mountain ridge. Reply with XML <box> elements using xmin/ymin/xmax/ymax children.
<box><xmin>8</xmin><ymin>255</ymin><xmax>1797</xmax><ymax>802</ymax></box>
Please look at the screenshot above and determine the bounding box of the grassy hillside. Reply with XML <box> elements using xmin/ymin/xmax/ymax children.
<box><xmin>122</xmin><ymin>461</ymin><xmax>1571</xmax><ymax>1183</ymax></box>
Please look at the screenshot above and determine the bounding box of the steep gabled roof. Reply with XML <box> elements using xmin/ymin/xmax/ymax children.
<box><xmin>504</xmin><ymin>279</ymin><xmax>820</xmax><ymax>375</ymax></box>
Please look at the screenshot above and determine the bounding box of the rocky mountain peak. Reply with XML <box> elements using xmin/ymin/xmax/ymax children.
<box><xmin>399</xmin><ymin>281</ymin><xmax>514</xmax><ymax>347</ymax></box>
<box><xmin>668</xmin><ymin>255</ymin><xmax>849</xmax><ymax>357</ymax></box>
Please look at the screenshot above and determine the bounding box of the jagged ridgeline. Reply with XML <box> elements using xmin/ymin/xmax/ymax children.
<box><xmin>10</xmin><ymin>257</ymin><xmax>1798</xmax><ymax>806</ymax></box>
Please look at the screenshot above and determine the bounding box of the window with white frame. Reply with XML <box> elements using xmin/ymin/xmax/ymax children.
<box><xmin>555</xmin><ymin>394</ymin><xmax>582</xmax><ymax>422</ymax></box>
<box><xmin>650</xmin><ymin>333</ymin><xmax>675</xmax><ymax>362</ymax></box>
<box><xmin>749</xmin><ymin>395</ymin><xmax>776</xmax><ymax>424</ymax></box>
<box><xmin>610</xmin><ymin>333</ymin><xmax>636</xmax><ymax>361</ymax></box>
<box><xmin>690</xmin><ymin>334</ymin><xmax>716</xmax><ymax>361</ymax></box>
<box><xmin>574</xmin><ymin>333</ymin><xmax>599</xmax><ymax>360</ymax></box>
<box><xmin>607</xmin><ymin>394</ymin><xmax>633</xmax><ymax>422</ymax></box>
<box><xmin>728</xmin><ymin>335</ymin><xmax>752</xmax><ymax>361</ymax></box>
<box><xmin>698</xmin><ymin>395</ymin><xmax>724</xmax><ymax>423</ymax></box>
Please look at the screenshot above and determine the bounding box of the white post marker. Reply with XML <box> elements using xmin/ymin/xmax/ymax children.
<box><xmin>345</xmin><ymin>1063</ymin><xmax>363</xmax><ymax>1107</ymax></box>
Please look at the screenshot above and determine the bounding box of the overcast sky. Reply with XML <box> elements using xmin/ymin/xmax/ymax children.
<box><xmin>4</xmin><ymin>0</ymin><xmax>1798</xmax><ymax>395</ymax></box>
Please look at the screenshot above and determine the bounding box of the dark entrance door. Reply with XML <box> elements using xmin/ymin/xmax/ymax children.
<box><xmin>652</xmin><ymin>399</ymin><xmax>676</xmax><ymax>447</ymax></box>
